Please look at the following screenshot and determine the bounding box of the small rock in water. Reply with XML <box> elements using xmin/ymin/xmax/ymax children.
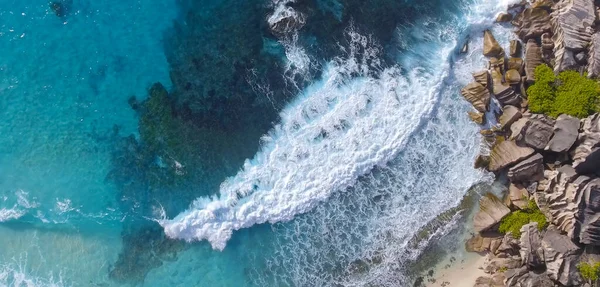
<box><xmin>49</xmin><ymin>1</ymin><xmax>66</xmax><ymax>18</ymax></box>
<box><xmin>496</xmin><ymin>12</ymin><xmax>513</xmax><ymax>23</ymax></box>
<box><xmin>483</xmin><ymin>30</ymin><xmax>504</xmax><ymax>57</ymax></box>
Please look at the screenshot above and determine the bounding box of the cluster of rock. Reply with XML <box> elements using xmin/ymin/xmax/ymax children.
<box><xmin>459</xmin><ymin>1</ymin><xmax>600</xmax><ymax>286</ymax></box>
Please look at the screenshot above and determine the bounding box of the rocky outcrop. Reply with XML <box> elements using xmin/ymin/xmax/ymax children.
<box><xmin>509</xmin><ymin>183</ymin><xmax>530</xmax><ymax>210</ymax></box>
<box><xmin>489</xmin><ymin>141</ymin><xmax>535</xmax><ymax>171</ymax></box>
<box><xmin>587</xmin><ymin>31</ymin><xmax>600</xmax><ymax>78</ymax></box>
<box><xmin>494</xmin><ymin>85</ymin><xmax>521</xmax><ymax>107</ymax></box>
<box><xmin>473</xmin><ymin>70</ymin><xmax>490</xmax><ymax>88</ymax></box>
<box><xmin>474</xmin><ymin>193</ymin><xmax>511</xmax><ymax>232</ymax></box>
<box><xmin>505</xmin><ymin>69</ymin><xmax>522</xmax><ymax>85</ymax></box>
<box><xmin>542</xmin><ymin>32</ymin><xmax>555</xmax><ymax>63</ymax></box>
<box><xmin>505</xmin><ymin>268</ymin><xmax>555</xmax><ymax>287</ymax></box>
<box><xmin>267</xmin><ymin>4</ymin><xmax>306</xmax><ymax>35</ymax></box>
<box><xmin>573</xmin><ymin>114</ymin><xmax>600</xmax><ymax>171</ymax></box>
<box><xmin>546</xmin><ymin>114</ymin><xmax>580</xmax><ymax>153</ymax></box>
<box><xmin>499</xmin><ymin>105</ymin><xmax>523</xmax><ymax>129</ymax></box>
<box><xmin>485</xmin><ymin>255</ymin><xmax>522</xmax><ymax>273</ymax></box>
<box><xmin>461</xmin><ymin>82</ymin><xmax>490</xmax><ymax>113</ymax></box>
<box><xmin>519</xmin><ymin>223</ymin><xmax>545</xmax><ymax>268</ymax></box>
<box><xmin>468</xmin><ymin>111</ymin><xmax>485</xmax><ymax>125</ymax></box>
<box><xmin>536</xmin><ymin>166</ymin><xmax>580</xmax><ymax>237</ymax></box>
<box><xmin>510</xmin><ymin>40</ymin><xmax>522</xmax><ymax>57</ymax></box>
<box><xmin>514</xmin><ymin>8</ymin><xmax>553</xmax><ymax>41</ymax></box>
<box><xmin>474</xmin><ymin>275</ymin><xmax>505</xmax><ymax>287</ymax></box>
<box><xmin>466</xmin><ymin>233</ymin><xmax>504</xmax><ymax>253</ymax></box>
<box><xmin>542</xmin><ymin>227</ymin><xmax>583</xmax><ymax>286</ymax></box>
<box><xmin>484</xmin><ymin>30</ymin><xmax>505</xmax><ymax>57</ymax></box>
<box><xmin>525</xmin><ymin>39</ymin><xmax>544</xmax><ymax>82</ymax></box>
<box><xmin>508</xmin><ymin>153</ymin><xmax>545</xmax><ymax>183</ymax></box>
<box><xmin>536</xmin><ymin>165</ymin><xmax>600</xmax><ymax>245</ymax></box>
<box><xmin>575</xmin><ymin>177</ymin><xmax>600</xmax><ymax>245</ymax></box>
<box><xmin>516</xmin><ymin>114</ymin><xmax>556</xmax><ymax>150</ymax></box>
<box><xmin>497</xmin><ymin>12</ymin><xmax>514</xmax><ymax>23</ymax></box>
<box><xmin>507</xmin><ymin>57</ymin><xmax>524</xmax><ymax>73</ymax></box>
<box><xmin>551</xmin><ymin>0</ymin><xmax>596</xmax><ymax>73</ymax></box>
<box><xmin>510</xmin><ymin>117</ymin><xmax>530</xmax><ymax>140</ymax></box>
<box><xmin>497</xmin><ymin>232</ymin><xmax>521</xmax><ymax>256</ymax></box>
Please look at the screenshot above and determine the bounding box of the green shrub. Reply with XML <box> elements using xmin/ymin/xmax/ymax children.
<box><xmin>499</xmin><ymin>200</ymin><xmax>548</xmax><ymax>238</ymax></box>
<box><xmin>526</xmin><ymin>64</ymin><xmax>600</xmax><ymax>118</ymax></box>
<box><xmin>553</xmin><ymin>71</ymin><xmax>600</xmax><ymax>118</ymax></box>
<box><xmin>578</xmin><ymin>261</ymin><xmax>600</xmax><ymax>282</ymax></box>
<box><xmin>527</xmin><ymin>64</ymin><xmax>556</xmax><ymax>115</ymax></box>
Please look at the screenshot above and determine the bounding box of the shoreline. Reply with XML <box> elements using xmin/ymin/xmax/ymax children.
<box><xmin>424</xmin><ymin>252</ymin><xmax>487</xmax><ymax>287</ymax></box>
<box><xmin>431</xmin><ymin>0</ymin><xmax>600</xmax><ymax>286</ymax></box>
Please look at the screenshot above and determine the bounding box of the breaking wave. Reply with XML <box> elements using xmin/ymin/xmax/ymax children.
<box><xmin>161</xmin><ymin>0</ymin><xmax>520</xmax><ymax>258</ymax></box>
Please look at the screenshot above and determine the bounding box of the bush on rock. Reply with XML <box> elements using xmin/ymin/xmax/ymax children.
<box><xmin>578</xmin><ymin>261</ymin><xmax>600</xmax><ymax>283</ymax></box>
<box><xmin>499</xmin><ymin>200</ymin><xmax>547</xmax><ymax>238</ymax></box>
<box><xmin>527</xmin><ymin>64</ymin><xmax>600</xmax><ymax>118</ymax></box>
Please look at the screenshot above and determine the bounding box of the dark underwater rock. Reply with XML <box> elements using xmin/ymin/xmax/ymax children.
<box><xmin>49</xmin><ymin>1</ymin><xmax>67</xmax><ymax>18</ymax></box>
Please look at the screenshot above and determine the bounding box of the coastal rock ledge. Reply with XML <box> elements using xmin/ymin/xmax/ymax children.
<box><xmin>453</xmin><ymin>0</ymin><xmax>600</xmax><ymax>286</ymax></box>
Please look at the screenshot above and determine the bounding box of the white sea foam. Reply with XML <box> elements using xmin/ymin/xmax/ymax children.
<box><xmin>0</xmin><ymin>265</ymin><xmax>66</xmax><ymax>287</ymax></box>
<box><xmin>162</xmin><ymin>0</ymin><xmax>521</xmax><ymax>255</ymax></box>
<box><xmin>0</xmin><ymin>255</ymin><xmax>67</xmax><ymax>287</ymax></box>
<box><xmin>0</xmin><ymin>190</ymin><xmax>38</xmax><ymax>222</ymax></box>
<box><xmin>267</xmin><ymin>0</ymin><xmax>312</xmax><ymax>81</ymax></box>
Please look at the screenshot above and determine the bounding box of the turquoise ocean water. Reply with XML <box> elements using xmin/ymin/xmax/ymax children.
<box><xmin>0</xmin><ymin>0</ymin><xmax>518</xmax><ymax>286</ymax></box>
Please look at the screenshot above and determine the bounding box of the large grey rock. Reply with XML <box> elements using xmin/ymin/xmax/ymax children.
<box><xmin>514</xmin><ymin>8</ymin><xmax>553</xmax><ymax>41</ymax></box>
<box><xmin>499</xmin><ymin>105</ymin><xmax>523</xmax><ymax>130</ymax></box>
<box><xmin>551</xmin><ymin>0</ymin><xmax>596</xmax><ymax>73</ymax></box>
<box><xmin>542</xmin><ymin>227</ymin><xmax>583</xmax><ymax>286</ymax></box>
<box><xmin>517</xmin><ymin>114</ymin><xmax>556</xmax><ymax>150</ymax></box>
<box><xmin>575</xmin><ymin>148</ymin><xmax>600</xmax><ymax>175</ymax></box>
<box><xmin>508</xmin><ymin>153</ymin><xmax>545</xmax><ymax>183</ymax></box>
<box><xmin>536</xmin><ymin>165</ymin><xmax>600</xmax><ymax>245</ymax></box>
<box><xmin>519</xmin><ymin>222</ymin><xmax>545</xmax><ymax>268</ymax></box>
<box><xmin>573</xmin><ymin>114</ymin><xmax>600</xmax><ymax>170</ymax></box>
<box><xmin>536</xmin><ymin>166</ymin><xmax>581</xmax><ymax>236</ymax></box>
<box><xmin>546</xmin><ymin>114</ymin><xmax>580</xmax><ymax>153</ymax></box>
<box><xmin>489</xmin><ymin>141</ymin><xmax>535</xmax><ymax>172</ymax></box>
<box><xmin>575</xmin><ymin>177</ymin><xmax>600</xmax><ymax>244</ymax></box>
<box><xmin>525</xmin><ymin>39</ymin><xmax>544</xmax><ymax>83</ymax></box>
<box><xmin>474</xmin><ymin>193</ymin><xmax>511</xmax><ymax>232</ymax></box>
<box><xmin>497</xmin><ymin>233</ymin><xmax>521</xmax><ymax>256</ymax></box>
<box><xmin>484</xmin><ymin>30</ymin><xmax>504</xmax><ymax>57</ymax></box>
<box><xmin>494</xmin><ymin>85</ymin><xmax>521</xmax><ymax>107</ymax></box>
<box><xmin>510</xmin><ymin>117</ymin><xmax>530</xmax><ymax>140</ymax></box>
<box><xmin>461</xmin><ymin>82</ymin><xmax>490</xmax><ymax>113</ymax></box>
<box><xmin>588</xmin><ymin>32</ymin><xmax>600</xmax><ymax>78</ymax></box>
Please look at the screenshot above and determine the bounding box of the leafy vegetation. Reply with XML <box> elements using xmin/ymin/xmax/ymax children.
<box><xmin>527</xmin><ymin>64</ymin><xmax>600</xmax><ymax>118</ymax></box>
<box><xmin>578</xmin><ymin>261</ymin><xmax>600</xmax><ymax>283</ymax></box>
<box><xmin>499</xmin><ymin>200</ymin><xmax>548</xmax><ymax>238</ymax></box>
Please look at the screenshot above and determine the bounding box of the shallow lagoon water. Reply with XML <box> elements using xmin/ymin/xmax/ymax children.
<box><xmin>0</xmin><ymin>0</ymin><xmax>518</xmax><ymax>286</ymax></box>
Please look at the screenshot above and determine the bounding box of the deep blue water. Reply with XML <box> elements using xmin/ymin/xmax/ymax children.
<box><xmin>0</xmin><ymin>0</ymin><xmax>517</xmax><ymax>286</ymax></box>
